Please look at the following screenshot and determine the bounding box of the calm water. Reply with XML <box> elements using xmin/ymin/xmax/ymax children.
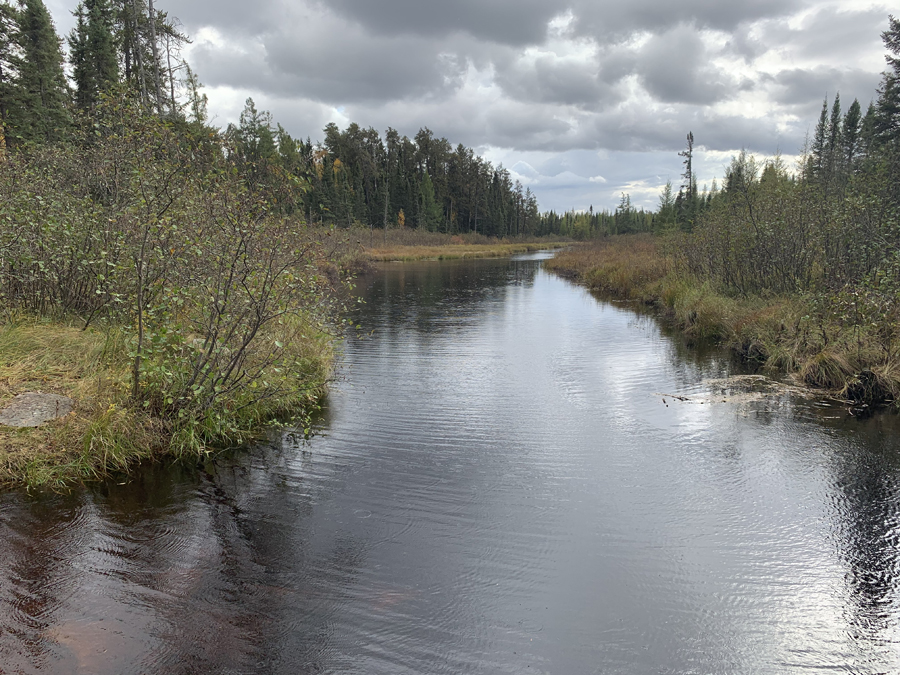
<box><xmin>3</xmin><ymin>253</ymin><xmax>900</xmax><ymax>674</ymax></box>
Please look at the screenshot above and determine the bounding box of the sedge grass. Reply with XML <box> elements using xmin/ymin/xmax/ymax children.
<box><xmin>549</xmin><ymin>236</ymin><xmax>900</xmax><ymax>405</ymax></box>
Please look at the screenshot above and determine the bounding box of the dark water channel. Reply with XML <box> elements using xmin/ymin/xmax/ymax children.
<box><xmin>4</xmin><ymin>253</ymin><xmax>900</xmax><ymax>673</ymax></box>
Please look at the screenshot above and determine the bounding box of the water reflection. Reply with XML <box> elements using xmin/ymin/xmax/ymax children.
<box><xmin>1</xmin><ymin>255</ymin><xmax>900</xmax><ymax>673</ymax></box>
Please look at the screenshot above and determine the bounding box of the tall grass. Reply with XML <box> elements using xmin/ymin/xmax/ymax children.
<box><xmin>549</xmin><ymin>236</ymin><xmax>900</xmax><ymax>405</ymax></box>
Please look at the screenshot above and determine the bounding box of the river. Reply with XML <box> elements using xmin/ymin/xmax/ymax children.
<box><xmin>2</xmin><ymin>252</ymin><xmax>900</xmax><ymax>674</ymax></box>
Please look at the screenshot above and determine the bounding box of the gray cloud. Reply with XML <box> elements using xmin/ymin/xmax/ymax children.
<box><xmin>323</xmin><ymin>0</ymin><xmax>560</xmax><ymax>45</ymax></box>
<box><xmin>769</xmin><ymin>67</ymin><xmax>881</xmax><ymax>107</ymax></box>
<box><xmin>570</xmin><ymin>0</ymin><xmax>807</xmax><ymax>39</ymax></box>
<box><xmin>41</xmin><ymin>0</ymin><xmax>894</xmax><ymax>210</ymax></box>
<box><xmin>635</xmin><ymin>23</ymin><xmax>734</xmax><ymax>105</ymax></box>
<box><xmin>759</xmin><ymin>7</ymin><xmax>889</xmax><ymax>63</ymax></box>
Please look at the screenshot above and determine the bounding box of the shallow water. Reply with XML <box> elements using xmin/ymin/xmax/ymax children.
<box><xmin>3</xmin><ymin>253</ymin><xmax>900</xmax><ymax>673</ymax></box>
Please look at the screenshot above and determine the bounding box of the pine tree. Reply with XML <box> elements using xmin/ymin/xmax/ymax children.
<box><xmin>8</xmin><ymin>0</ymin><xmax>70</xmax><ymax>143</ymax></box>
<box><xmin>69</xmin><ymin>0</ymin><xmax>118</xmax><ymax>109</ymax></box>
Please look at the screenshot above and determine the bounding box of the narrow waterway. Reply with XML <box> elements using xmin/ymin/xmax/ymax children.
<box><xmin>3</xmin><ymin>253</ymin><xmax>900</xmax><ymax>674</ymax></box>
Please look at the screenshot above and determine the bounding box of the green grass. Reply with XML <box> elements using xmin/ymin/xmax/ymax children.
<box><xmin>0</xmin><ymin>315</ymin><xmax>333</xmax><ymax>489</ymax></box>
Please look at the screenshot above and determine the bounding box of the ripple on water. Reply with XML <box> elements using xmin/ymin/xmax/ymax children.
<box><xmin>2</xmin><ymin>258</ymin><xmax>900</xmax><ymax>673</ymax></box>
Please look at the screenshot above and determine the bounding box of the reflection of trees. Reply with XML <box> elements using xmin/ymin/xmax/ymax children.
<box><xmin>353</xmin><ymin>257</ymin><xmax>544</xmax><ymax>340</ymax></box>
<box><xmin>0</xmin><ymin>438</ymin><xmax>369</xmax><ymax>674</ymax></box>
<box><xmin>115</xmin><ymin>457</ymin><xmax>369</xmax><ymax>674</ymax></box>
<box><xmin>0</xmin><ymin>492</ymin><xmax>91</xmax><ymax>670</ymax></box>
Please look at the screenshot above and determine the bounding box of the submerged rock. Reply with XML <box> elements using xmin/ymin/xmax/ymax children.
<box><xmin>0</xmin><ymin>392</ymin><xmax>74</xmax><ymax>428</ymax></box>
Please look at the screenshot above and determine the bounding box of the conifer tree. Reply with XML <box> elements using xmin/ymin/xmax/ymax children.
<box><xmin>825</xmin><ymin>93</ymin><xmax>842</xmax><ymax>183</ymax></box>
<box><xmin>419</xmin><ymin>171</ymin><xmax>441</xmax><ymax>231</ymax></box>
<box><xmin>0</xmin><ymin>1</ymin><xmax>21</xmax><ymax>153</ymax></box>
<box><xmin>843</xmin><ymin>98</ymin><xmax>862</xmax><ymax>172</ymax></box>
<box><xmin>8</xmin><ymin>0</ymin><xmax>70</xmax><ymax>143</ymax></box>
<box><xmin>69</xmin><ymin>0</ymin><xmax>118</xmax><ymax>109</ymax></box>
<box><xmin>874</xmin><ymin>15</ymin><xmax>900</xmax><ymax>146</ymax></box>
<box><xmin>810</xmin><ymin>98</ymin><xmax>829</xmax><ymax>181</ymax></box>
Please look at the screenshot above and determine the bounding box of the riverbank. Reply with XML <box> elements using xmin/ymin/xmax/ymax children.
<box><xmin>546</xmin><ymin>236</ymin><xmax>900</xmax><ymax>407</ymax></box>
<box><xmin>0</xmin><ymin>318</ymin><xmax>333</xmax><ymax>489</ymax></box>
<box><xmin>356</xmin><ymin>228</ymin><xmax>569</xmax><ymax>261</ymax></box>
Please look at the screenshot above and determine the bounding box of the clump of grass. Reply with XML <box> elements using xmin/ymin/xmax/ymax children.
<box><xmin>800</xmin><ymin>349</ymin><xmax>856</xmax><ymax>389</ymax></box>
<box><xmin>0</xmin><ymin>319</ymin><xmax>160</xmax><ymax>488</ymax></box>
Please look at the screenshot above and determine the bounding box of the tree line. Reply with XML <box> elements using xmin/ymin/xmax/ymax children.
<box><xmin>225</xmin><ymin>100</ymin><xmax>544</xmax><ymax>236</ymax></box>
<box><xmin>0</xmin><ymin>0</ymin><xmax>557</xmax><ymax>237</ymax></box>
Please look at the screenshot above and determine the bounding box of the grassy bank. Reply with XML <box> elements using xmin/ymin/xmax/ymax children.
<box><xmin>358</xmin><ymin>228</ymin><xmax>569</xmax><ymax>261</ymax></box>
<box><xmin>0</xmin><ymin>317</ymin><xmax>332</xmax><ymax>489</ymax></box>
<box><xmin>546</xmin><ymin>236</ymin><xmax>900</xmax><ymax>405</ymax></box>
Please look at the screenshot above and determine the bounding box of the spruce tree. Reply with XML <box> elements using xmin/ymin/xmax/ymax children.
<box><xmin>69</xmin><ymin>0</ymin><xmax>118</xmax><ymax>109</ymax></box>
<box><xmin>874</xmin><ymin>15</ymin><xmax>900</xmax><ymax>146</ymax></box>
<box><xmin>8</xmin><ymin>0</ymin><xmax>70</xmax><ymax>143</ymax></box>
<box><xmin>825</xmin><ymin>93</ymin><xmax>843</xmax><ymax>184</ymax></box>
<box><xmin>419</xmin><ymin>171</ymin><xmax>441</xmax><ymax>231</ymax></box>
<box><xmin>0</xmin><ymin>1</ymin><xmax>22</xmax><ymax>152</ymax></box>
<box><xmin>843</xmin><ymin>98</ymin><xmax>862</xmax><ymax>172</ymax></box>
<box><xmin>809</xmin><ymin>98</ymin><xmax>829</xmax><ymax>182</ymax></box>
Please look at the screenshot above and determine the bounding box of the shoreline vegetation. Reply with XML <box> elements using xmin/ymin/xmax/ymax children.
<box><xmin>543</xmin><ymin>19</ymin><xmax>900</xmax><ymax>413</ymax></box>
<box><xmin>360</xmin><ymin>229</ymin><xmax>569</xmax><ymax>261</ymax></box>
<box><xmin>546</xmin><ymin>236</ymin><xmax>900</xmax><ymax>409</ymax></box>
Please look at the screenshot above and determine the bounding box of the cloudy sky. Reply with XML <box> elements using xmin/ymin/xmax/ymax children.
<box><xmin>46</xmin><ymin>0</ymin><xmax>891</xmax><ymax>212</ymax></box>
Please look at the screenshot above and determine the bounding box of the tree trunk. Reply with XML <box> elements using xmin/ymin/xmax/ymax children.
<box><xmin>132</xmin><ymin>0</ymin><xmax>148</xmax><ymax>106</ymax></box>
<box><xmin>147</xmin><ymin>0</ymin><xmax>164</xmax><ymax>113</ymax></box>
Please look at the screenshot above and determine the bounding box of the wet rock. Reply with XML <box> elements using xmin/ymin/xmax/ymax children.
<box><xmin>0</xmin><ymin>392</ymin><xmax>74</xmax><ymax>428</ymax></box>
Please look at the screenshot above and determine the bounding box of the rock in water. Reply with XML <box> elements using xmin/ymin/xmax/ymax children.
<box><xmin>0</xmin><ymin>393</ymin><xmax>74</xmax><ymax>428</ymax></box>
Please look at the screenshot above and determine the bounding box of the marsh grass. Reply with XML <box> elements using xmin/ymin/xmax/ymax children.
<box><xmin>549</xmin><ymin>236</ymin><xmax>900</xmax><ymax>404</ymax></box>
<box><xmin>0</xmin><ymin>319</ymin><xmax>157</xmax><ymax>487</ymax></box>
<box><xmin>360</xmin><ymin>228</ymin><xmax>569</xmax><ymax>261</ymax></box>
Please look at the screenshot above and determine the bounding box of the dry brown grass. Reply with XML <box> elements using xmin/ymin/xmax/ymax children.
<box><xmin>366</xmin><ymin>241</ymin><xmax>569</xmax><ymax>261</ymax></box>
<box><xmin>544</xmin><ymin>235</ymin><xmax>670</xmax><ymax>300</ymax></box>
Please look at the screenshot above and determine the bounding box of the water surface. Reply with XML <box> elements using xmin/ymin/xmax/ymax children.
<box><xmin>2</xmin><ymin>253</ymin><xmax>900</xmax><ymax>673</ymax></box>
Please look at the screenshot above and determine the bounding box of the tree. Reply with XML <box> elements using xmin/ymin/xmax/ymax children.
<box><xmin>809</xmin><ymin>98</ymin><xmax>829</xmax><ymax>182</ymax></box>
<box><xmin>657</xmin><ymin>180</ymin><xmax>676</xmax><ymax>229</ymax></box>
<box><xmin>677</xmin><ymin>131</ymin><xmax>696</xmax><ymax>230</ymax></box>
<box><xmin>69</xmin><ymin>0</ymin><xmax>118</xmax><ymax>109</ymax></box>
<box><xmin>843</xmin><ymin>98</ymin><xmax>863</xmax><ymax>172</ymax></box>
<box><xmin>419</xmin><ymin>171</ymin><xmax>441</xmax><ymax>231</ymax></box>
<box><xmin>182</xmin><ymin>62</ymin><xmax>206</xmax><ymax>124</ymax></box>
<box><xmin>874</xmin><ymin>15</ymin><xmax>900</xmax><ymax>145</ymax></box>
<box><xmin>825</xmin><ymin>93</ymin><xmax>843</xmax><ymax>184</ymax></box>
<box><xmin>0</xmin><ymin>0</ymin><xmax>22</xmax><ymax>153</ymax></box>
<box><xmin>7</xmin><ymin>0</ymin><xmax>70</xmax><ymax>143</ymax></box>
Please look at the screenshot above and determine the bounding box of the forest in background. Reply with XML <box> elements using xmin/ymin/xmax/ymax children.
<box><xmin>0</xmin><ymin>0</ymin><xmax>565</xmax><ymax>238</ymax></box>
